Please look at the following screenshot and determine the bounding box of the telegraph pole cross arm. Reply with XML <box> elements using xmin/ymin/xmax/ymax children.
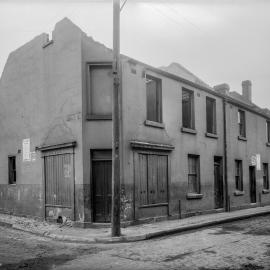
<box><xmin>111</xmin><ymin>0</ymin><xmax>121</xmax><ymax>237</ymax></box>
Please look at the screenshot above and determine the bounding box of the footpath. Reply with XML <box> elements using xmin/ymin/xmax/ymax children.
<box><xmin>0</xmin><ymin>206</ymin><xmax>270</xmax><ymax>244</ymax></box>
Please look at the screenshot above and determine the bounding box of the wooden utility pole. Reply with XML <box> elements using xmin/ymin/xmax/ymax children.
<box><xmin>111</xmin><ymin>0</ymin><xmax>121</xmax><ymax>237</ymax></box>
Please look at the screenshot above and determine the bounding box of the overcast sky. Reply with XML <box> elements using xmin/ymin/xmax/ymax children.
<box><xmin>0</xmin><ymin>0</ymin><xmax>269</xmax><ymax>108</ymax></box>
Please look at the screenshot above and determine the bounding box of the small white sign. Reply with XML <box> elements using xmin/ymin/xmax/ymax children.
<box><xmin>256</xmin><ymin>154</ymin><xmax>261</xmax><ymax>170</ymax></box>
<box><xmin>64</xmin><ymin>164</ymin><xmax>71</xmax><ymax>178</ymax></box>
<box><xmin>22</xmin><ymin>138</ymin><xmax>30</xmax><ymax>161</ymax></box>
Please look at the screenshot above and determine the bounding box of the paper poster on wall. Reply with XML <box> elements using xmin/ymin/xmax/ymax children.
<box><xmin>30</xmin><ymin>151</ymin><xmax>36</xmax><ymax>162</ymax></box>
<box><xmin>64</xmin><ymin>164</ymin><xmax>71</xmax><ymax>178</ymax></box>
<box><xmin>22</xmin><ymin>138</ymin><xmax>30</xmax><ymax>161</ymax></box>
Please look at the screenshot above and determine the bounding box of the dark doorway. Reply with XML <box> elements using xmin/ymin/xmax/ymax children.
<box><xmin>249</xmin><ymin>166</ymin><xmax>256</xmax><ymax>203</ymax></box>
<box><xmin>214</xmin><ymin>157</ymin><xmax>224</xmax><ymax>209</ymax></box>
<box><xmin>92</xmin><ymin>150</ymin><xmax>112</xmax><ymax>223</ymax></box>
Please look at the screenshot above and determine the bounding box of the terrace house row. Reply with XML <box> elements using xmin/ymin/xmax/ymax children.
<box><xmin>0</xmin><ymin>18</ymin><xmax>269</xmax><ymax>226</ymax></box>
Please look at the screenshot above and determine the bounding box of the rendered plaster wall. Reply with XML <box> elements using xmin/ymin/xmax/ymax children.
<box><xmin>0</xmin><ymin>18</ymin><xmax>84</xmax><ymax>219</ymax></box>
<box><xmin>121</xmin><ymin>60</ymin><xmax>225</xmax><ymax>221</ymax></box>
<box><xmin>226</xmin><ymin>103</ymin><xmax>270</xmax><ymax>209</ymax></box>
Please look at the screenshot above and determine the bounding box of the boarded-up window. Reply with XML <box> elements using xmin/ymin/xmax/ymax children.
<box><xmin>146</xmin><ymin>75</ymin><xmax>162</xmax><ymax>123</ymax></box>
<box><xmin>235</xmin><ymin>160</ymin><xmax>243</xmax><ymax>191</ymax></box>
<box><xmin>88</xmin><ymin>64</ymin><xmax>113</xmax><ymax>116</ymax></box>
<box><xmin>188</xmin><ymin>155</ymin><xmax>200</xmax><ymax>193</ymax></box>
<box><xmin>266</xmin><ymin>121</ymin><xmax>270</xmax><ymax>143</ymax></box>
<box><xmin>206</xmin><ymin>97</ymin><xmax>216</xmax><ymax>134</ymax></box>
<box><xmin>8</xmin><ymin>156</ymin><xmax>16</xmax><ymax>184</ymax></box>
<box><xmin>263</xmin><ymin>163</ymin><xmax>269</xmax><ymax>190</ymax></box>
<box><xmin>238</xmin><ymin>110</ymin><xmax>246</xmax><ymax>137</ymax></box>
<box><xmin>182</xmin><ymin>88</ymin><xmax>194</xmax><ymax>129</ymax></box>
<box><xmin>136</xmin><ymin>153</ymin><xmax>168</xmax><ymax>205</ymax></box>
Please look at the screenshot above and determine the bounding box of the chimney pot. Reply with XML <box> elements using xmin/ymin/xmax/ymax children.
<box><xmin>213</xmin><ymin>83</ymin><xmax>230</xmax><ymax>95</ymax></box>
<box><xmin>242</xmin><ymin>80</ymin><xmax>252</xmax><ymax>102</ymax></box>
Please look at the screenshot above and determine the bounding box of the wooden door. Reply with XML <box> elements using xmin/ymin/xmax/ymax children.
<box><xmin>214</xmin><ymin>158</ymin><xmax>224</xmax><ymax>209</ymax></box>
<box><xmin>249</xmin><ymin>166</ymin><xmax>256</xmax><ymax>203</ymax></box>
<box><xmin>92</xmin><ymin>150</ymin><xmax>112</xmax><ymax>223</ymax></box>
<box><xmin>44</xmin><ymin>151</ymin><xmax>74</xmax><ymax>220</ymax></box>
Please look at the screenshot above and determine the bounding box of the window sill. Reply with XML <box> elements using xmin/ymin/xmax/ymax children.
<box><xmin>86</xmin><ymin>114</ymin><xmax>112</xmax><ymax>121</ymax></box>
<box><xmin>262</xmin><ymin>189</ymin><xmax>270</xmax><ymax>194</ymax></box>
<box><xmin>181</xmin><ymin>127</ymin><xmax>197</xmax><ymax>135</ymax></box>
<box><xmin>144</xmin><ymin>120</ymin><xmax>165</xmax><ymax>129</ymax></box>
<box><xmin>139</xmin><ymin>202</ymin><xmax>168</xmax><ymax>208</ymax></box>
<box><xmin>186</xmin><ymin>193</ymin><xmax>203</xmax><ymax>200</ymax></box>
<box><xmin>266</xmin><ymin>142</ymin><xmax>270</xmax><ymax>147</ymax></box>
<box><xmin>205</xmin><ymin>132</ymin><xmax>218</xmax><ymax>139</ymax></box>
<box><xmin>238</xmin><ymin>135</ymin><xmax>247</xmax><ymax>141</ymax></box>
<box><xmin>8</xmin><ymin>183</ymin><xmax>16</xmax><ymax>186</ymax></box>
<box><xmin>234</xmin><ymin>190</ymin><xmax>245</xmax><ymax>196</ymax></box>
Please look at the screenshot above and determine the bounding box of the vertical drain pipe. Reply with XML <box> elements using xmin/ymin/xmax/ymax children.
<box><xmin>223</xmin><ymin>97</ymin><xmax>229</xmax><ymax>212</ymax></box>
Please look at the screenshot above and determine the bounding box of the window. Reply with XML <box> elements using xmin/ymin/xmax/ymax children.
<box><xmin>146</xmin><ymin>75</ymin><xmax>162</xmax><ymax>123</ymax></box>
<box><xmin>188</xmin><ymin>155</ymin><xmax>200</xmax><ymax>194</ymax></box>
<box><xmin>235</xmin><ymin>160</ymin><xmax>243</xmax><ymax>191</ymax></box>
<box><xmin>266</xmin><ymin>121</ymin><xmax>270</xmax><ymax>143</ymax></box>
<box><xmin>206</xmin><ymin>97</ymin><xmax>216</xmax><ymax>134</ymax></box>
<box><xmin>238</xmin><ymin>110</ymin><xmax>246</xmax><ymax>137</ymax></box>
<box><xmin>88</xmin><ymin>64</ymin><xmax>113</xmax><ymax>117</ymax></box>
<box><xmin>8</xmin><ymin>156</ymin><xmax>16</xmax><ymax>184</ymax></box>
<box><xmin>182</xmin><ymin>89</ymin><xmax>194</xmax><ymax>129</ymax></box>
<box><xmin>263</xmin><ymin>163</ymin><xmax>269</xmax><ymax>190</ymax></box>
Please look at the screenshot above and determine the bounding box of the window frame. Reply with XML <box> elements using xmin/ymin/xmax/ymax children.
<box><xmin>145</xmin><ymin>74</ymin><xmax>163</xmax><ymax>124</ymax></box>
<box><xmin>86</xmin><ymin>62</ymin><xmax>113</xmax><ymax>120</ymax></box>
<box><xmin>206</xmin><ymin>97</ymin><xmax>217</xmax><ymax>135</ymax></box>
<box><xmin>8</xmin><ymin>156</ymin><xmax>16</xmax><ymax>185</ymax></box>
<box><xmin>238</xmin><ymin>110</ymin><xmax>246</xmax><ymax>138</ymax></box>
<box><xmin>266</xmin><ymin>121</ymin><xmax>270</xmax><ymax>143</ymax></box>
<box><xmin>263</xmin><ymin>163</ymin><xmax>269</xmax><ymax>190</ymax></box>
<box><xmin>182</xmin><ymin>88</ymin><xmax>195</xmax><ymax>130</ymax></box>
<box><xmin>187</xmin><ymin>154</ymin><xmax>200</xmax><ymax>194</ymax></box>
<box><xmin>235</xmin><ymin>160</ymin><xmax>243</xmax><ymax>191</ymax></box>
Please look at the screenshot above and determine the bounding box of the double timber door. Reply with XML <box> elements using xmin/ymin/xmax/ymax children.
<box><xmin>43</xmin><ymin>147</ymin><xmax>75</xmax><ymax>220</ymax></box>
<box><xmin>92</xmin><ymin>150</ymin><xmax>112</xmax><ymax>223</ymax></box>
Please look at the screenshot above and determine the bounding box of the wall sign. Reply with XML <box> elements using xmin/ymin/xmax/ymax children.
<box><xmin>22</xmin><ymin>138</ymin><xmax>30</xmax><ymax>161</ymax></box>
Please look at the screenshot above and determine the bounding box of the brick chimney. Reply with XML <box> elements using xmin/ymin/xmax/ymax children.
<box><xmin>242</xmin><ymin>80</ymin><xmax>252</xmax><ymax>102</ymax></box>
<box><xmin>213</xmin><ymin>83</ymin><xmax>230</xmax><ymax>95</ymax></box>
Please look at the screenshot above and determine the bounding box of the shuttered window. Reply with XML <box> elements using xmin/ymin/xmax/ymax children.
<box><xmin>182</xmin><ymin>89</ymin><xmax>194</xmax><ymax>129</ymax></box>
<box><xmin>188</xmin><ymin>155</ymin><xmax>200</xmax><ymax>193</ymax></box>
<box><xmin>137</xmin><ymin>153</ymin><xmax>168</xmax><ymax>205</ymax></box>
<box><xmin>146</xmin><ymin>75</ymin><xmax>162</xmax><ymax>123</ymax></box>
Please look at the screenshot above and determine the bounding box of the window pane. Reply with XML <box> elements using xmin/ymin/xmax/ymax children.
<box><xmin>188</xmin><ymin>156</ymin><xmax>200</xmax><ymax>193</ymax></box>
<box><xmin>89</xmin><ymin>66</ymin><xmax>112</xmax><ymax>115</ymax></box>
<box><xmin>182</xmin><ymin>90</ymin><xmax>193</xmax><ymax>129</ymax></box>
<box><xmin>238</xmin><ymin>110</ymin><xmax>246</xmax><ymax>137</ymax></box>
<box><xmin>206</xmin><ymin>98</ymin><xmax>216</xmax><ymax>134</ymax></box>
<box><xmin>146</xmin><ymin>75</ymin><xmax>162</xmax><ymax>123</ymax></box>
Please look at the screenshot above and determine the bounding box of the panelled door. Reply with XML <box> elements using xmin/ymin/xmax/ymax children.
<box><xmin>214</xmin><ymin>157</ymin><xmax>224</xmax><ymax>209</ymax></box>
<box><xmin>249</xmin><ymin>166</ymin><xmax>256</xmax><ymax>203</ymax></box>
<box><xmin>92</xmin><ymin>150</ymin><xmax>112</xmax><ymax>223</ymax></box>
